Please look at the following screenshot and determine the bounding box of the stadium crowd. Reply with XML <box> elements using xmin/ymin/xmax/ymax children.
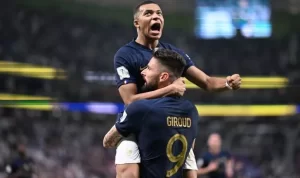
<box><xmin>1</xmin><ymin>3</ymin><xmax>299</xmax><ymax>103</ymax></box>
<box><xmin>0</xmin><ymin>113</ymin><xmax>300</xmax><ymax>178</ymax></box>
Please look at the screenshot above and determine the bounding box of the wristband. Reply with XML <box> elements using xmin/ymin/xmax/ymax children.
<box><xmin>225</xmin><ymin>81</ymin><xmax>232</xmax><ymax>90</ymax></box>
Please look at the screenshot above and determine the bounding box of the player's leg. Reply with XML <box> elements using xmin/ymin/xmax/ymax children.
<box><xmin>116</xmin><ymin>164</ymin><xmax>139</xmax><ymax>178</ymax></box>
<box><xmin>115</xmin><ymin>134</ymin><xmax>140</xmax><ymax>178</ymax></box>
<box><xmin>183</xmin><ymin>148</ymin><xmax>198</xmax><ymax>178</ymax></box>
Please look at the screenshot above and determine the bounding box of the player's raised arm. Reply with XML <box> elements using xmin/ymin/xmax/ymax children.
<box><xmin>185</xmin><ymin>66</ymin><xmax>241</xmax><ymax>92</ymax></box>
<box><xmin>172</xmin><ymin>48</ymin><xmax>241</xmax><ymax>92</ymax></box>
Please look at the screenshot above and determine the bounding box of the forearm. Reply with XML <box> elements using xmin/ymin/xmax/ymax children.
<box><xmin>206</xmin><ymin>77</ymin><xmax>228</xmax><ymax>92</ymax></box>
<box><xmin>226</xmin><ymin>160</ymin><xmax>234</xmax><ymax>178</ymax></box>
<box><xmin>103</xmin><ymin>125</ymin><xmax>123</xmax><ymax>148</ymax></box>
<box><xmin>184</xmin><ymin>170</ymin><xmax>197</xmax><ymax>178</ymax></box>
<box><xmin>197</xmin><ymin>168</ymin><xmax>212</xmax><ymax>175</ymax></box>
<box><xmin>128</xmin><ymin>85</ymin><xmax>173</xmax><ymax>104</ymax></box>
<box><xmin>185</xmin><ymin>66</ymin><xmax>230</xmax><ymax>92</ymax></box>
<box><xmin>226</xmin><ymin>168</ymin><xmax>233</xmax><ymax>178</ymax></box>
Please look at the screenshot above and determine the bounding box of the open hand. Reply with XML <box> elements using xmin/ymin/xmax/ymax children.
<box><xmin>171</xmin><ymin>77</ymin><xmax>186</xmax><ymax>96</ymax></box>
<box><xmin>208</xmin><ymin>161</ymin><xmax>219</xmax><ymax>171</ymax></box>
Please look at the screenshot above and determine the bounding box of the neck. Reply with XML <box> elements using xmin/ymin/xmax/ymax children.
<box><xmin>158</xmin><ymin>81</ymin><xmax>172</xmax><ymax>90</ymax></box>
<box><xmin>135</xmin><ymin>34</ymin><xmax>159</xmax><ymax>50</ymax></box>
<box><xmin>209</xmin><ymin>147</ymin><xmax>220</xmax><ymax>154</ymax></box>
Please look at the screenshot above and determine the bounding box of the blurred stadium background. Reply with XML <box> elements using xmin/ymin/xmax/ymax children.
<box><xmin>0</xmin><ymin>0</ymin><xmax>300</xmax><ymax>177</ymax></box>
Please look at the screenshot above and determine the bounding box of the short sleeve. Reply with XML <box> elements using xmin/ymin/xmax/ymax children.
<box><xmin>224</xmin><ymin>151</ymin><xmax>232</xmax><ymax>159</ymax></box>
<box><xmin>172</xmin><ymin>48</ymin><xmax>194</xmax><ymax>75</ymax></box>
<box><xmin>114</xmin><ymin>48</ymin><xmax>137</xmax><ymax>88</ymax></box>
<box><xmin>115</xmin><ymin>101</ymin><xmax>150</xmax><ymax>137</ymax></box>
<box><xmin>198</xmin><ymin>153</ymin><xmax>211</xmax><ymax>168</ymax></box>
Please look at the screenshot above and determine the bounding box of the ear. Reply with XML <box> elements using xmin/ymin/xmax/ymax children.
<box><xmin>159</xmin><ymin>72</ymin><xmax>169</xmax><ymax>82</ymax></box>
<box><xmin>134</xmin><ymin>19</ymin><xmax>139</xmax><ymax>28</ymax></box>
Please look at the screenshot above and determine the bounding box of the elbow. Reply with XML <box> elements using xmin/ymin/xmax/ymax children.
<box><xmin>205</xmin><ymin>76</ymin><xmax>213</xmax><ymax>90</ymax></box>
<box><xmin>103</xmin><ymin>141</ymin><xmax>112</xmax><ymax>148</ymax></box>
<box><xmin>103</xmin><ymin>136</ymin><xmax>110</xmax><ymax>148</ymax></box>
<box><xmin>124</xmin><ymin>100</ymin><xmax>133</xmax><ymax>106</ymax></box>
<box><xmin>103</xmin><ymin>142</ymin><xmax>108</xmax><ymax>148</ymax></box>
<box><xmin>103</xmin><ymin>139</ymin><xmax>108</xmax><ymax>148</ymax></box>
<box><xmin>124</xmin><ymin>96</ymin><xmax>135</xmax><ymax>105</ymax></box>
<box><xmin>196</xmin><ymin>169</ymin><xmax>202</xmax><ymax>176</ymax></box>
<box><xmin>189</xmin><ymin>75</ymin><xmax>211</xmax><ymax>91</ymax></box>
<box><xmin>103</xmin><ymin>135</ymin><xmax>117</xmax><ymax>148</ymax></box>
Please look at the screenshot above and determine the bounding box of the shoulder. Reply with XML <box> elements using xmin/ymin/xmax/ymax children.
<box><xmin>126</xmin><ymin>99</ymin><xmax>153</xmax><ymax>114</ymax></box>
<box><xmin>115</xmin><ymin>45</ymin><xmax>133</xmax><ymax>58</ymax></box>
<box><xmin>221</xmin><ymin>150</ymin><xmax>232</xmax><ymax>157</ymax></box>
<box><xmin>202</xmin><ymin>152</ymin><xmax>212</xmax><ymax>159</ymax></box>
<box><xmin>114</xmin><ymin>41</ymin><xmax>139</xmax><ymax>59</ymax></box>
<box><xmin>181</xmin><ymin>99</ymin><xmax>199</xmax><ymax>113</ymax></box>
<box><xmin>114</xmin><ymin>45</ymin><xmax>136</xmax><ymax>70</ymax></box>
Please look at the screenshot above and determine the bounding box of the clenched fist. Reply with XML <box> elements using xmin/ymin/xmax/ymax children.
<box><xmin>226</xmin><ymin>74</ymin><xmax>241</xmax><ymax>90</ymax></box>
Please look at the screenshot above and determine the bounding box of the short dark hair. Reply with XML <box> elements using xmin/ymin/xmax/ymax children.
<box><xmin>134</xmin><ymin>1</ymin><xmax>159</xmax><ymax>18</ymax></box>
<box><xmin>153</xmin><ymin>48</ymin><xmax>186</xmax><ymax>78</ymax></box>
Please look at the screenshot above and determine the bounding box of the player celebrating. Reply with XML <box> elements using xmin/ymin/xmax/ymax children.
<box><xmin>112</xmin><ymin>1</ymin><xmax>241</xmax><ymax>178</ymax></box>
<box><xmin>104</xmin><ymin>48</ymin><xmax>199</xmax><ymax>178</ymax></box>
<box><xmin>197</xmin><ymin>133</ymin><xmax>234</xmax><ymax>178</ymax></box>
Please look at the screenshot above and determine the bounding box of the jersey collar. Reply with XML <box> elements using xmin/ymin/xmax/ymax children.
<box><xmin>132</xmin><ymin>38</ymin><xmax>161</xmax><ymax>51</ymax></box>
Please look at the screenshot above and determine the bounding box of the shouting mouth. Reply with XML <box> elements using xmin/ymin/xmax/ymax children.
<box><xmin>150</xmin><ymin>23</ymin><xmax>161</xmax><ymax>35</ymax></box>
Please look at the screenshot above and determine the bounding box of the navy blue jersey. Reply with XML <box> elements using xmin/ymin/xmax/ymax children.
<box><xmin>114</xmin><ymin>40</ymin><xmax>194</xmax><ymax>93</ymax></box>
<box><xmin>198</xmin><ymin>151</ymin><xmax>231</xmax><ymax>178</ymax></box>
<box><xmin>5</xmin><ymin>157</ymin><xmax>34</xmax><ymax>178</ymax></box>
<box><xmin>115</xmin><ymin>96</ymin><xmax>199</xmax><ymax>178</ymax></box>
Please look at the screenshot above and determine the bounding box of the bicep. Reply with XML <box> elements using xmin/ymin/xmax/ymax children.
<box><xmin>118</xmin><ymin>83</ymin><xmax>138</xmax><ymax>105</ymax></box>
<box><xmin>185</xmin><ymin>66</ymin><xmax>210</xmax><ymax>90</ymax></box>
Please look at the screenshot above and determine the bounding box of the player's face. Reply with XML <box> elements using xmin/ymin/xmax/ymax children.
<box><xmin>17</xmin><ymin>144</ymin><xmax>26</xmax><ymax>156</ymax></box>
<box><xmin>134</xmin><ymin>3</ymin><xmax>164</xmax><ymax>40</ymax></box>
<box><xmin>141</xmin><ymin>57</ymin><xmax>169</xmax><ymax>92</ymax></box>
<box><xmin>208</xmin><ymin>134</ymin><xmax>222</xmax><ymax>151</ymax></box>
